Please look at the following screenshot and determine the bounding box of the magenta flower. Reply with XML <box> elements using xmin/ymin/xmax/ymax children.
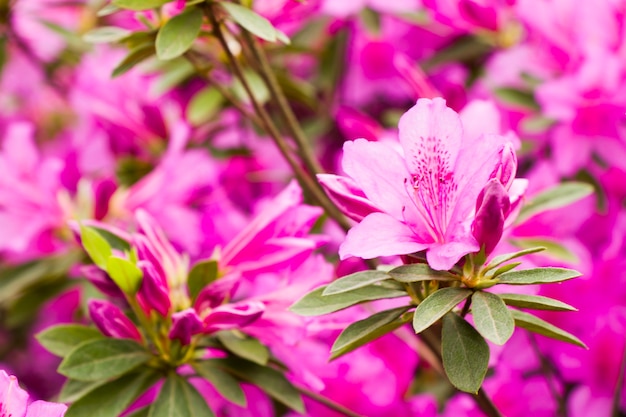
<box><xmin>88</xmin><ymin>299</ymin><xmax>143</xmax><ymax>342</ymax></box>
<box><xmin>322</xmin><ymin>98</ymin><xmax>520</xmax><ymax>270</ymax></box>
<box><xmin>0</xmin><ymin>370</ymin><xmax>67</xmax><ymax>417</ymax></box>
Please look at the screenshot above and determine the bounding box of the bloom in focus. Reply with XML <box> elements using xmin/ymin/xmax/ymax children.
<box><xmin>0</xmin><ymin>370</ymin><xmax>67</xmax><ymax>417</ymax></box>
<box><xmin>320</xmin><ymin>97</ymin><xmax>523</xmax><ymax>270</ymax></box>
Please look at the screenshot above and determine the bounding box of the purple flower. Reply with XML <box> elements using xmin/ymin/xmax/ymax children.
<box><xmin>88</xmin><ymin>299</ymin><xmax>142</xmax><ymax>342</ymax></box>
<box><xmin>203</xmin><ymin>301</ymin><xmax>265</xmax><ymax>334</ymax></box>
<box><xmin>0</xmin><ymin>370</ymin><xmax>67</xmax><ymax>417</ymax></box>
<box><xmin>169</xmin><ymin>309</ymin><xmax>203</xmax><ymax>346</ymax></box>
<box><xmin>323</xmin><ymin>98</ymin><xmax>521</xmax><ymax>270</ymax></box>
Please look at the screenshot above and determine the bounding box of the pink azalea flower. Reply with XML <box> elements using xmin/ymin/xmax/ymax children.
<box><xmin>321</xmin><ymin>98</ymin><xmax>521</xmax><ymax>269</ymax></box>
<box><xmin>0</xmin><ymin>370</ymin><xmax>67</xmax><ymax>417</ymax></box>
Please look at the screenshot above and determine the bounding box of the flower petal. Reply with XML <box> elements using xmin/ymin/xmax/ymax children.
<box><xmin>317</xmin><ymin>173</ymin><xmax>381</xmax><ymax>222</ymax></box>
<box><xmin>339</xmin><ymin>212</ymin><xmax>430</xmax><ymax>259</ymax></box>
<box><xmin>426</xmin><ymin>239</ymin><xmax>479</xmax><ymax>271</ymax></box>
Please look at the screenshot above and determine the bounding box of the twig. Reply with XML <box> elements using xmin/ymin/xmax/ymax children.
<box><xmin>527</xmin><ymin>332</ymin><xmax>566</xmax><ymax>416</ymax></box>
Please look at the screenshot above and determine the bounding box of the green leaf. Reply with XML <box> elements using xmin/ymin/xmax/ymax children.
<box><xmin>290</xmin><ymin>285</ymin><xmax>407</xmax><ymax>316</ymax></box>
<box><xmin>201</xmin><ymin>357</ymin><xmax>304</xmax><ymax>413</ymax></box>
<box><xmin>156</xmin><ymin>8</ymin><xmax>203</xmax><ymax>60</ymax></box>
<box><xmin>83</xmin><ymin>27</ymin><xmax>132</xmax><ymax>43</ymax></box>
<box><xmin>187</xmin><ymin>259</ymin><xmax>219</xmax><ymax>301</ymax></box>
<box><xmin>493</xmin><ymin>87</ymin><xmax>540</xmax><ymax>110</ymax></box>
<box><xmin>471</xmin><ymin>292</ymin><xmax>514</xmax><ymax>345</ymax></box>
<box><xmin>81</xmin><ymin>225</ymin><xmax>113</xmax><ymax>269</ymax></box>
<box><xmin>148</xmin><ymin>373</ymin><xmax>215</xmax><ymax>417</ymax></box>
<box><xmin>388</xmin><ymin>264</ymin><xmax>458</xmax><ymax>283</ymax></box>
<box><xmin>217</xmin><ymin>331</ymin><xmax>269</xmax><ymax>366</ymax></box>
<box><xmin>497</xmin><ymin>267</ymin><xmax>581</xmax><ymax>285</ymax></box>
<box><xmin>517</xmin><ymin>182</ymin><xmax>595</xmax><ymax>224</ymax></box>
<box><xmin>112</xmin><ymin>44</ymin><xmax>155</xmax><ymax>78</ymax></box>
<box><xmin>113</xmin><ymin>0</ymin><xmax>171</xmax><ymax>11</ymax></box>
<box><xmin>499</xmin><ymin>293</ymin><xmax>577</xmax><ymax>312</ymax></box>
<box><xmin>412</xmin><ymin>288</ymin><xmax>472</xmax><ymax>334</ymax></box>
<box><xmin>510</xmin><ymin>310</ymin><xmax>587</xmax><ymax>348</ymax></box>
<box><xmin>97</xmin><ymin>3</ymin><xmax>121</xmax><ymax>16</ymax></box>
<box><xmin>485</xmin><ymin>247</ymin><xmax>545</xmax><ymax>272</ymax></box>
<box><xmin>509</xmin><ymin>237</ymin><xmax>579</xmax><ymax>264</ymax></box>
<box><xmin>65</xmin><ymin>371</ymin><xmax>160</xmax><ymax>417</ymax></box>
<box><xmin>331</xmin><ymin>307</ymin><xmax>411</xmax><ymax>359</ymax></box>
<box><xmin>59</xmin><ymin>338</ymin><xmax>151</xmax><ymax>381</ymax></box>
<box><xmin>323</xmin><ymin>270</ymin><xmax>390</xmax><ymax>295</ymax></box>
<box><xmin>193</xmin><ymin>362</ymin><xmax>247</xmax><ymax>406</ymax></box>
<box><xmin>187</xmin><ymin>87</ymin><xmax>224</xmax><ymax>126</ymax></box>
<box><xmin>36</xmin><ymin>324</ymin><xmax>104</xmax><ymax>357</ymax></box>
<box><xmin>232</xmin><ymin>69</ymin><xmax>270</xmax><ymax>104</ymax></box>
<box><xmin>126</xmin><ymin>406</ymin><xmax>150</xmax><ymax>417</ymax></box>
<box><xmin>487</xmin><ymin>262</ymin><xmax>522</xmax><ymax>278</ymax></box>
<box><xmin>58</xmin><ymin>379</ymin><xmax>108</xmax><ymax>403</ymax></box>
<box><xmin>442</xmin><ymin>313</ymin><xmax>490</xmax><ymax>394</ymax></box>
<box><xmin>106</xmin><ymin>256</ymin><xmax>143</xmax><ymax>295</ymax></box>
<box><xmin>220</xmin><ymin>3</ymin><xmax>278</xmax><ymax>43</ymax></box>
<box><xmin>86</xmin><ymin>226</ymin><xmax>131</xmax><ymax>252</ymax></box>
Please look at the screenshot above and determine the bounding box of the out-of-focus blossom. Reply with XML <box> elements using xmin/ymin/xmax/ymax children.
<box><xmin>0</xmin><ymin>370</ymin><xmax>67</xmax><ymax>416</ymax></box>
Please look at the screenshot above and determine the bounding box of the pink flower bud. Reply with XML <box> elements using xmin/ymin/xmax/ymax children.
<box><xmin>472</xmin><ymin>179</ymin><xmax>511</xmax><ymax>255</ymax></box>
<box><xmin>88</xmin><ymin>300</ymin><xmax>142</xmax><ymax>342</ymax></box>
<box><xmin>80</xmin><ymin>265</ymin><xmax>124</xmax><ymax>299</ymax></box>
<box><xmin>203</xmin><ymin>301</ymin><xmax>265</xmax><ymax>334</ymax></box>
<box><xmin>138</xmin><ymin>261</ymin><xmax>171</xmax><ymax>317</ymax></box>
<box><xmin>169</xmin><ymin>309</ymin><xmax>203</xmax><ymax>346</ymax></box>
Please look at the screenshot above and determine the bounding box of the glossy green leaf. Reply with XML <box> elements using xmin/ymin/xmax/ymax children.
<box><xmin>81</xmin><ymin>225</ymin><xmax>113</xmax><ymax>269</ymax></box>
<box><xmin>187</xmin><ymin>87</ymin><xmax>223</xmax><ymax>126</ymax></box>
<box><xmin>106</xmin><ymin>256</ymin><xmax>143</xmax><ymax>295</ymax></box>
<box><xmin>331</xmin><ymin>306</ymin><xmax>410</xmax><ymax>359</ymax></box>
<box><xmin>86</xmin><ymin>226</ymin><xmax>131</xmax><ymax>252</ymax></box>
<box><xmin>217</xmin><ymin>331</ymin><xmax>269</xmax><ymax>366</ymax></box>
<box><xmin>517</xmin><ymin>182</ymin><xmax>595</xmax><ymax>223</ymax></box>
<box><xmin>125</xmin><ymin>406</ymin><xmax>150</xmax><ymax>417</ymax></box>
<box><xmin>58</xmin><ymin>379</ymin><xmax>108</xmax><ymax>403</ymax></box>
<box><xmin>442</xmin><ymin>313</ymin><xmax>489</xmax><ymax>394</ymax></box>
<box><xmin>323</xmin><ymin>270</ymin><xmax>390</xmax><ymax>295</ymax></box>
<box><xmin>65</xmin><ymin>371</ymin><xmax>160</xmax><ymax>417</ymax></box>
<box><xmin>412</xmin><ymin>288</ymin><xmax>472</xmax><ymax>334</ymax></box>
<box><xmin>113</xmin><ymin>0</ymin><xmax>171</xmax><ymax>11</ymax></box>
<box><xmin>36</xmin><ymin>324</ymin><xmax>104</xmax><ymax>357</ymax></box>
<box><xmin>202</xmin><ymin>357</ymin><xmax>304</xmax><ymax>413</ymax></box>
<box><xmin>187</xmin><ymin>259</ymin><xmax>218</xmax><ymax>301</ymax></box>
<box><xmin>83</xmin><ymin>26</ymin><xmax>131</xmax><ymax>44</ymax></box>
<box><xmin>510</xmin><ymin>309</ymin><xmax>587</xmax><ymax>348</ymax></box>
<box><xmin>59</xmin><ymin>338</ymin><xmax>151</xmax><ymax>381</ymax></box>
<box><xmin>112</xmin><ymin>44</ymin><xmax>155</xmax><ymax>78</ymax></box>
<box><xmin>220</xmin><ymin>3</ymin><xmax>277</xmax><ymax>42</ymax></box>
<box><xmin>290</xmin><ymin>285</ymin><xmax>407</xmax><ymax>316</ymax></box>
<box><xmin>484</xmin><ymin>247</ymin><xmax>545</xmax><ymax>272</ymax></box>
<box><xmin>499</xmin><ymin>293</ymin><xmax>577</xmax><ymax>311</ymax></box>
<box><xmin>497</xmin><ymin>267</ymin><xmax>581</xmax><ymax>285</ymax></box>
<box><xmin>156</xmin><ymin>8</ymin><xmax>203</xmax><ymax>60</ymax></box>
<box><xmin>389</xmin><ymin>264</ymin><xmax>458</xmax><ymax>283</ymax></box>
<box><xmin>471</xmin><ymin>291</ymin><xmax>514</xmax><ymax>345</ymax></box>
<box><xmin>148</xmin><ymin>373</ymin><xmax>215</xmax><ymax>417</ymax></box>
<box><xmin>193</xmin><ymin>362</ymin><xmax>246</xmax><ymax>406</ymax></box>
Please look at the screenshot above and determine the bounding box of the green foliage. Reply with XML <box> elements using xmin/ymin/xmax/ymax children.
<box><xmin>232</xmin><ymin>69</ymin><xmax>270</xmax><ymax>104</ymax></box>
<box><xmin>112</xmin><ymin>0</ymin><xmax>171</xmax><ymax>11</ymax></box>
<box><xmin>290</xmin><ymin>284</ymin><xmax>407</xmax><ymax>316</ymax></box>
<box><xmin>496</xmin><ymin>267</ymin><xmax>581</xmax><ymax>285</ymax></box>
<box><xmin>83</xmin><ymin>27</ymin><xmax>131</xmax><ymax>44</ymax></box>
<box><xmin>80</xmin><ymin>225</ymin><xmax>113</xmax><ymax>269</ymax></box>
<box><xmin>156</xmin><ymin>8</ymin><xmax>203</xmax><ymax>60</ymax></box>
<box><xmin>471</xmin><ymin>291</ymin><xmax>514</xmax><ymax>345</ymax></box>
<box><xmin>508</xmin><ymin>237</ymin><xmax>579</xmax><ymax>264</ymax></box>
<box><xmin>58</xmin><ymin>379</ymin><xmax>108</xmax><ymax>403</ymax></box>
<box><xmin>59</xmin><ymin>338</ymin><xmax>151</xmax><ymax>381</ymax></box>
<box><xmin>510</xmin><ymin>309</ymin><xmax>587</xmax><ymax>348</ymax></box>
<box><xmin>517</xmin><ymin>182</ymin><xmax>595</xmax><ymax>224</ymax></box>
<box><xmin>331</xmin><ymin>306</ymin><xmax>411</xmax><ymax>359</ymax></box>
<box><xmin>187</xmin><ymin>259</ymin><xmax>219</xmax><ymax>301</ymax></box>
<box><xmin>148</xmin><ymin>374</ymin><xmax>215</xmax><ymax>417</ymax></box>
<box><xmin>187</xmin><ymin>88</ymin><xmax>224</xmax><ymax>126</ymax></box>
<box><xmin>193</xmin><ymin>362</ymin><xmax>247</xmax><ymax>407</ymax></box>
<box><xmin>412</xmin><ymin>288</ymin><xmax>472</xmax><ymax>334</ymax></box>
<box><xmin>36</xmin><ymin>324</ymin><xmax>104</xmax><ymax>357</ymax></box>
<box><xmin>484</xmin><ymin>247</ymin><xmax>545</xmax><ymax>272</ymax></box>
<box><xmin>389</xmin><ymin>264</ymin><xmax>458</xmax><ymax>283</ymax></box>
<box><xmin>65</xmin><ymin>371</ymin><xmax>160</xmax><ymax>417</ymax></box>
<box><xmin>106</xmin><ymin>256</ymin><xmax>143</xmax><ymax>295</ymax></box>
<box><xmin>322</xmin><ymin>270</ymin><xmax>391</xmax><ymax>295</ymax></box>
<box><xmin>441</xmin><ymin>313</ymin><xmax>489</xmax><ymax>394</ymax></box>
<box><xmin>201</xmin><ymin>357</ymin><xmax>304</xmax><ymax>413</ymax></box>
<box><xmin>217</xmin><ymin>331</ymin><xmax>269</xmax><ymax>366</ymax></box>
<box><xmin>220</xmin><ymin>3</ymin><xmax>289</xmax><ymax>44</ymax></box>
<box><xmin>499</xmin><ymin>293</ymin><xmax>577</xmax><ymax>311</ymax></box>
<box><xmin>112</xmin><ymin>44</ymin><xmax>156</xmax><ymax>77</ymax></box>
<box><xmin>493</xmin><ymin>87</ymin><xmax>540</xmax><ymax>110</ymax></box>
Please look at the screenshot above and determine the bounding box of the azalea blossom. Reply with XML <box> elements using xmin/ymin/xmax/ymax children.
<box><xmin>0</xmin><ymin>370</ymin><xmax>67</xmax><ymax>417</ymax></box>
<box><xmin>320</xmin><ymin>97</ymin><xmax>523</xmax><ymax>270</ymax></box>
